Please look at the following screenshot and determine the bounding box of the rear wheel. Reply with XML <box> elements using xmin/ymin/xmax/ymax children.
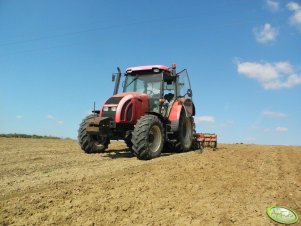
<box><xmin>78</xmin><ymin>115</ymin><xmax>109</xmax><ymax>153</ymax></box>
<box><xmin>178</xmin><ymin>112</ymin><xmax>193</xmax><ymax>151</ymax></box>
<box><xmin>131</xmin><ymin>115</ymin><xmax>164</xmax><ymax>160</ymax></box>
<box><xmin>165</xmin><ymin>111</ymin><xmax>193</xmax><ymax>153</ymax></box>
<box><xmin>169</xmin><ymin>110</ymin><xmax>193</xmax><ymax>152</ymax></box>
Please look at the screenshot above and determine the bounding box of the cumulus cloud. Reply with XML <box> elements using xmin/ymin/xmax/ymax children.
<box><xmin>236</xmin><ymin>61</ymin><xmax>301</xmax><ymax>89</ymax></box>
<box><xmin>195</xmin><ymin>116</ymin><xmax>215</xmax><ymax>124</ymax></box>
<box><xmin>262</xmin><ymin>111</ymin><xmax>287</xmax><ymax>118</ymax></box>
<box><xmin>263</xmin><ymin>127</ymin><xmax>288</xmax><ymax>132</ymax></box>
<box><xmin>47</xmin><ymin>114</ymin><xmax>55</xmax><ymax>120</ymax></box>
<box><xmin>287</xmin><ymin>2</ymin><xmax>301</xmax><ymax>30</ymax></box>
<box><xmin>275</xmin><ymin>126</ymin><xmax>288</xmax><ymax>132</ymax></box>
<box><xmin>57</xmin><ymin>120</ymin><xmax>64</xmax><ymax>125</ymax></box>
<box><xmin>253</xmin><ymin>23</ymin><xmax>278</xmax><ymax>43</ymax></box>
<box><xmin>267</xmin><ymin>0</ymin><xmax>279</xmax><ymax>12</ymax></box>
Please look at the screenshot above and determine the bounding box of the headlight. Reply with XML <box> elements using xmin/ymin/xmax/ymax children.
<box><xmin>111</xmin><ymin>106</ymin><xmax>117</xmax><ymax>111</ymax></box>
<box><xmin>103</xmin><ymin>106</ymin><xmax>109</xmax><ymax>111</ymax></box>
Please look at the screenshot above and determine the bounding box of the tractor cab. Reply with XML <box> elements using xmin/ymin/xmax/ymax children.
<box><xmin>113</xmin><ymin>64</ymin><xmax>192</xmax><ymax>115</ymax></box>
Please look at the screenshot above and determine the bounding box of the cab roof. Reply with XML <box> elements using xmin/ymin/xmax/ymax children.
<box><xmin>126</xmin><ymin>65</ymin><xmax>171</xmax><ymax>73</ymax></box>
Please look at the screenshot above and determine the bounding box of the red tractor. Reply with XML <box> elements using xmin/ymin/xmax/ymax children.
<box><xmin>78</xmin><ymin>64</ymin><xmax>196</xmax><ymax>160</ymax></box>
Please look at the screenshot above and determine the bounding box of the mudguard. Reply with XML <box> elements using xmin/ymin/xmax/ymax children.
<box><xmin>168</xmin><ymin>98</ymin><xmax>195</xmax><ymax>132</ymax></box>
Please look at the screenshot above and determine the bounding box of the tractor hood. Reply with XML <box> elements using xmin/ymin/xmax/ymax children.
<box><xmin>101</xmin><ymin>92</ymin><xmax>149</xmax><ymax>124</ymax></box>
<box><xmin>103</xmin><ymin>92</ymin><xmax>148</xmax><ymax>106</ymax></box>
<box><xmin>113</xmin><ymin>92</ymin><xmax>148</xmax><ymax>99</ymax></box>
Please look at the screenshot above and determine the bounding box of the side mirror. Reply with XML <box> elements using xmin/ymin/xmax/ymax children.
<box><xmin>112</xmin><ymin>74</ymin><xmax>116</xmax><ymax>82</ymax></box>
<box><xmin>187</xmin><ymin>89</ymin><xmax>192</xmax><ymax>97</ymax></box>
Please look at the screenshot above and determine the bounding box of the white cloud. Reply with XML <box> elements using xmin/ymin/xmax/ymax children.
<box><xmin>287</xmin><ymin>2</ymin><xmax>301</xmax><ymax>31</ymax></box>
<box><xmin>267</xmin><ymin>0</ymin><xmax>279</xmax><ymax>12</ymax></box>
<box><xmin>195</xmin><ymin>115</ymin><xmax>215</xmax><ymax>124</ymax></box>
<box><xmin>253</xmin><ymin>23</ymin><xmax>278</xmax><ymax>43</ymax></box>
<box><xmin>275</xmin><ymin>126</ymin><xmax>288</xmax><ymax>132</ymax></box>
<box><xmin>288</xmin><ymin>2</ymin><xmax>301</xmax><ymax>10</ymax></box>
<box><xmin>236</xmin><ymin>61</ymin><xmax>301</xmax><ymax>89</ymax></box>
<box><xmin>47</xmin><ymin>114</ymin><xmax>55</xmax><ymax>120</ymax></box>
<box><xmin>57</xmin><ymin>120</ymin><xmax>64</xmax><ymax>125</ymax></box>
<box><xmin>263</xmin><ymin>127</ymin><xmax>288</xmax><ymax>132</ymax></box>
<box><xmin>262</xmin><ymin>111</ymin><xmax>287</xmax><ymax>118</ymax></box>
<box><xmin>16</xmin><ymin>115</ymin><xmax>23</xmax><ymax>120</ymax></box>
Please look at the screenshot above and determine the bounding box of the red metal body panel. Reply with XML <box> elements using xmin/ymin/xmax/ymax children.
<box><xmin>100</xmin><ymin>92</ymin><xmax>149</xmax><ymax>124</ymax></box>
<box><xmin>195</xmin><ymin>133</ymin><xmax>217</xmax><ymax>142</ymax></box>
<box><xmin>126</xmin><ymin>65</ymin><xmax>171</xmax><ymax>73</ymax></box>
<box><xmin>195</xmin><ymin>133</ymin><xmax>205</xmax><ymax>139</ymax></box>
<box><xmin>168</xmin><ymin>98</ymin><xmax>193</xmax><ymax>121</ymax></box>
<box><xmin>168</xmin><ymin>100</ymin><xmax>183</xmax><ymax>122</ymax></box>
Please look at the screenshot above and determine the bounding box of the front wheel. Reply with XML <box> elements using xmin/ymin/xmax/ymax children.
<box><xmin>124</xmin><ymin>137</ymin><xmax>133</xmax><ymax>149</ymax></box>
<box><xmin>131</xmin><ymin>115</ymin><xmax>164</xmax><ymax>160</ymax></box>
<box><xmin>78</xmin><ymin>115</ymin><xmax>109</xmax><ymax>153</ymax></box>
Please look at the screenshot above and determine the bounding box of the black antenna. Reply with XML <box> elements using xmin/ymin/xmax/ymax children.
<box><xmin>92</xmin><ymin>101</ymin><xmax>100</xmax><ymax>115</ymax></box>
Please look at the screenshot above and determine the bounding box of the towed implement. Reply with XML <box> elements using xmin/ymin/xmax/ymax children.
<box><xmin>193</xmin><ymin>133</ymin><xmax>217</xmax><ymax>149</ymax></box>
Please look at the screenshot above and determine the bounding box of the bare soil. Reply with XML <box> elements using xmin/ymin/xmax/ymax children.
<box><xmin>0</xmin><ymin>138</ymin><xmax>300</xmax><ymax>226</ymax></box>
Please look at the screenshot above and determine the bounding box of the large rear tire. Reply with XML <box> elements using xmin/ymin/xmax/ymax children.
<box><xmin>179</xmin><ymin>114</ymin><xmax>193</xmax><ymax>151</ymax></box>
<box><xmin>178</xmin><ymin>111</ymin><xmax>193</xmax><ymax>151</ymax></box>
<box><xmin>131</xmin><ymin>115</ymin><xmax>164</xmax><ymax>160</ymax></box>
<box><xmin>78</xmin><ymin>115</ymin><xmax>109</xmax><ymax>153</ymax></box>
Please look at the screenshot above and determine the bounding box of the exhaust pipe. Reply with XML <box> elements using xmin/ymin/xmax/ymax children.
<box><xmin>113</xmin><ymin>67</ymin><xmax>121</xmax><ymax>95</ymax></box>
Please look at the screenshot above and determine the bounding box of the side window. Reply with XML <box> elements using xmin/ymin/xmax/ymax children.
<box><xmin>177</xmin><ymin>70</ymin><xmax>192</xmax><ymax>99</ymax></box>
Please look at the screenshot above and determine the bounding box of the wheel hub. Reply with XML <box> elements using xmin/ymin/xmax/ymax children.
<box><xmin>148</xmin><ymin>125</ymin><xmax>161</xmax><ymax>153</ymax></box>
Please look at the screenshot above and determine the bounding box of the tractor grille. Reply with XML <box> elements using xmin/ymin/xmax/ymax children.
<box><xmin>102</xmin><ymin>109</ymin><xmax>116</xmax><ymax>120</ymax></box>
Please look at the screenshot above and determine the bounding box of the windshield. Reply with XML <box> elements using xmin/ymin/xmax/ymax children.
<box><xmin>124</xmin><ymin>73</ymin><xmax>162</xmax><ymax>98</ymax></box>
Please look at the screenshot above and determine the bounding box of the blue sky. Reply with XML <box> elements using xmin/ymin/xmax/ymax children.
<box><xmin>0</xmin><ymin>0</ymin><xmax>300</xmax><ymax>145</ymax></box>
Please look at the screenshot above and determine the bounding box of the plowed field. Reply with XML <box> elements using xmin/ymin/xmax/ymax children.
<box><xmin>0</xmin><ymin>138</ymin><xmax>300</xmax><ymax>225</ymax></box>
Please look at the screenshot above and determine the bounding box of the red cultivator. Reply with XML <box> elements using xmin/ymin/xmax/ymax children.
<box><xmin>192</xmin><ymin>133</ymin><xmax>218</xmax><ymax>150</ymax></box>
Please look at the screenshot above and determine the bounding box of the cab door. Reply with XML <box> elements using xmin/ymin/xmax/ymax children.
<box><xmin>177</xmin><ymin>69</ymin><xmax>194</xmax><ymax>117</ymax></box>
